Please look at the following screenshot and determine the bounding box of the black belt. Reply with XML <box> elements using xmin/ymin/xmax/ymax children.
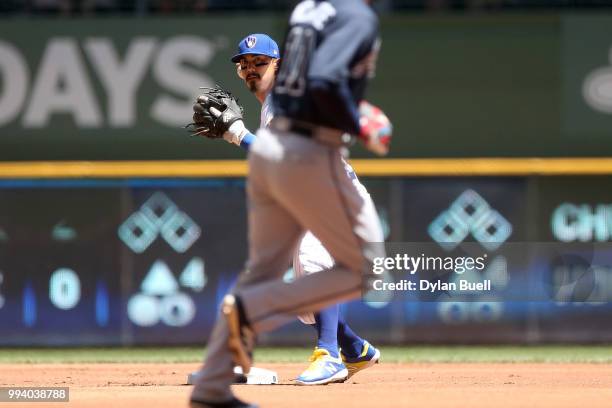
<box><xmin>288</xmin><ymin>122</ymin><xmax>315</xmax><ymax>138</ymax></box>
<box><xmin>270</xmin><ymin>117</ymin><xmax>351</xmax><ymax>147</ymax></box>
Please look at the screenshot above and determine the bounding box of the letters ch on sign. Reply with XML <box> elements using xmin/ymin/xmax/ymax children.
<box><xmin>552</xmin><ymin>203</ymin><xmax>612</xmax><ymax>242</ymax></box>
<box><xmin>0</xmin><ymin>37</ymin><xmax>219</xmax><ymax>128</ymax></box>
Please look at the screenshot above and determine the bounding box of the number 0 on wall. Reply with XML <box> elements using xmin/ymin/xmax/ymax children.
<box><xmin>49</xmin><ymin>268</ymin><xmax>81</xmax><ymax>310</ymax></box>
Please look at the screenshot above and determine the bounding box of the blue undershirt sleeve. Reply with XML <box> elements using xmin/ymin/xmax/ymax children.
<box><xmin>239</xmin><ymin>131</ymin><xmax>256</xmax><ymax>151</ymax></box>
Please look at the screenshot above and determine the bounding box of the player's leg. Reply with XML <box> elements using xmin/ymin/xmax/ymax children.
<box><xmin>294</xmin><ymin>305</ymin><xmax>348</xmax><ymax>385</ymax></box>
<box><xmin>189</xmin><ymin>314</ymin><xmax>238</xmax><ymax>406</ymax></box>
<box><xmin>337</xmin><ymin>314</ymin><xmax>381</xmax><ymax>379</ymax></box>
<box><xmin>334</xmin><ymin>168</ymin><xmax>382</xmax><ymax>379</ymax></box>
<box><xmin>294</xmin><ymin>231</ymin><xmax>378</xmax><ymax>370</ymax></box>
<box><xmin>293</xmin><ymin>232</ymin><xmax>347</xmax><ymax>385</ymax></box>
<box><xmin>234</xmin><ymin>129</ymin><xmax>385</xmax><ymax>337</ymax></box>
<box><xmin>314</xmin><ymin>307</ymin><xmax>340</xmax><ymax>358</ymax></box>
<box><xmin>337</xmin><ymin>314</ymin><xmax>366</xmax><ymax>357</ymax></box>
<box><xmin>190</xmin><ymin>142</ymin><xmax>304</xmax><ymax>406</ymax></box>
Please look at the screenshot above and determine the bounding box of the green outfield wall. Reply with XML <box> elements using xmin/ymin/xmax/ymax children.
<box><xmin>0</xmin><ymin>14</ymin><xmax>611</xmax><ymax>160</ymax></box>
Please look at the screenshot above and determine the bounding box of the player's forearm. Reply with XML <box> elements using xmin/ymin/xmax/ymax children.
<box><xmin>223</xmin><ymin>120</ymin><xmax>256</xmax><ymax>151</ymax></box>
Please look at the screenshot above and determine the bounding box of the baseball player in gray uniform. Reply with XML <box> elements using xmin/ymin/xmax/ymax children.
<box><xmin>198</xmin><ymin>32</ymin><xmax>382</xmax><ymax>386</ymax></box>
<box><xmin>191</xmin><ymin>1</ymin><xmax>389</xmax><ymax>406</ymax></box>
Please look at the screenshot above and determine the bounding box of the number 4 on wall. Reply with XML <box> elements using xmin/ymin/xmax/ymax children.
<box><xmin>179</xmin><ymin>257</ymin><xmax>206</xmax><ymax>292</ymax></box>
<box><xmin>140</xmin><ymin>257</ymin><xmax>207</xmax><ymax>296</ymax></box>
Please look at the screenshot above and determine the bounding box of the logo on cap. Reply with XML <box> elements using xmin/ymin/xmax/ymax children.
<box><xmin>246</xmin><ymin>36</ymin><xmax>257</xmax><ymax>49</ymax></box>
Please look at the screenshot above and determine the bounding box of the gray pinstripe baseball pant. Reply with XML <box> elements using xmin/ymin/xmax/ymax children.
<box><xmin>191</xmin><ymin>126</ymin><xmax>384</xmax><ymax>403</ymax></box>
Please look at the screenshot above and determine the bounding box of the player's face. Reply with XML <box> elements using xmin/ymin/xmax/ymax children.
<box><xmin>238</xmin><ymin>55</ymin><xmax>278</xmax><ymax>94</ymax></box>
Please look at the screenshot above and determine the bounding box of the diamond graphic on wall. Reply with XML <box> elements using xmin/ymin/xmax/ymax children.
<box><xmin>118</xmin><ymin>192</ymin><xmax>201</xmax><ymax>253</ymax></box>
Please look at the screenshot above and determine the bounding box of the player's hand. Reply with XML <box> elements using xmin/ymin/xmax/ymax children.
<box><xmin>185</xmin><ymin>85</ymin><xmax>244</xmax><ymax>140</ymax></box>
<box><xmin>358</xmin><ymin>101</ymin><xmax>392</xmax><ymax>156</ymax></box>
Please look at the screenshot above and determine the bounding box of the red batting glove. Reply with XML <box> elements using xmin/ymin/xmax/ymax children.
<box><xmin>358</xmin><ymin>101</ymin><xmax>392</xmax><ymax>156</ymax></box>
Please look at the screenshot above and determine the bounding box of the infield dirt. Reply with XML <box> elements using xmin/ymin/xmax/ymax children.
<box><xmin>2</xmin><ymin>363</ymin><xmax>612</xmax><ymax>407</ymax></box>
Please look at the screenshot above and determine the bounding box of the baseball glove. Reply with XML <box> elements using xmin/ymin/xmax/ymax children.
<box><xmin>186</xmin><ymin>85</ymin><xmax>244</xmax><ymax>139</ymax></box>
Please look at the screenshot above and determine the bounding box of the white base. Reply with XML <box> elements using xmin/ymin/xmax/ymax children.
<box><xmin>187</xmin><ymin>366</ymin><xmax>278</xmax><ymax>385</ymax></box>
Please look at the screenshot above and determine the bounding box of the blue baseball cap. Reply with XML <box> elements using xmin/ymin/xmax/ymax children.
<box><xmin>231</xmin><ymin>33</ymin><xmax>279</xmax><ymax>63</ymax></box>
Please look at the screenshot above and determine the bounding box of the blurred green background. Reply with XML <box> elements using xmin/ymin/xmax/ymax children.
<box><xmin>1</xmin><ymin>14</ymin><xmax>611</xmax><ymax>160</ymax></box>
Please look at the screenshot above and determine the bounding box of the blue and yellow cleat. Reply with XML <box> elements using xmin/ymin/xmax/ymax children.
<box><xmin>341</xmin><ymin>341</ymin><xmax>381</xmax><ymax>379</ymax></box>
<box><xmin>295</xmin><ymin>348</ymin><xmax>348</xmax><ymax>385</ymax></box>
